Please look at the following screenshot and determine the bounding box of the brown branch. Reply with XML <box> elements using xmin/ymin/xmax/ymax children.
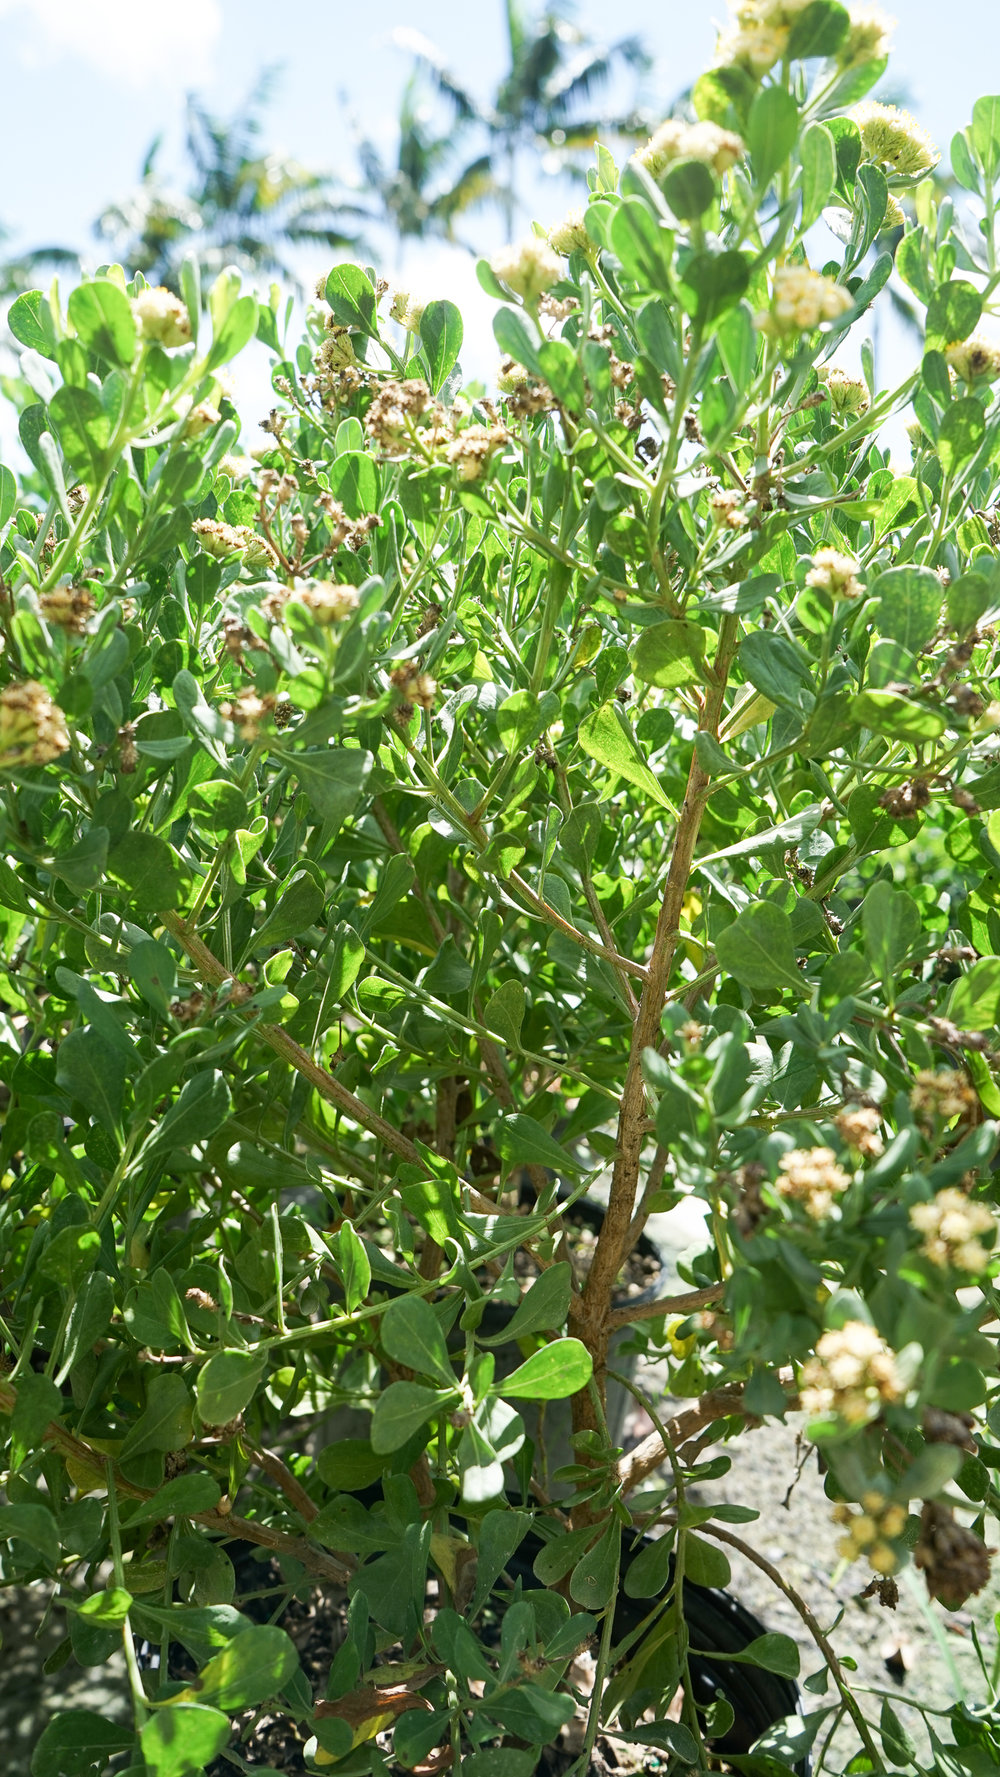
<box><xmin>245</xmin><ymin>1442</ymin><xmax>318</xmax><ymax>1523</ymax></box>
<box><xmin>162</xmin><ymin>912</ymin><xmax>424</xmax><ymax>1169</ymax></box>
<box><xmin>570</xmin><ymin>616</ymin><xmax>739</xmax><ymax>1440</ymax></box>
<box><xmin>0</xmin><ymin>1376</ymin><xmax>351</xmax><ymax>1584</ymax></box>
<box><xmin>606</xmin><ymin>1283</ymin><xmax>723</xmax><ymax>1332</ymax></box>
<box><xmin>617</xmin><ymin>1382</ymin><xmax>751</xmax><ymax>1494</ymax></box>
<box><xmin>691</xmin><ymin>1520</ymin><xmax>882</xmax><ymax>1766</ymax></box>
<box><xmin>505</xmin><ymin>867</ymin><xmax>650</xmax><ymax>984</ymax></box>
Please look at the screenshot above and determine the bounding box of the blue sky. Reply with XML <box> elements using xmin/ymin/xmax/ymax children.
<box><xmin>0</xmin><ymin>0</ymin><xmax>994</xmax><ymax>440</ymax></box>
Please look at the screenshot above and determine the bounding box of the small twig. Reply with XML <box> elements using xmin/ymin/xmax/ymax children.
<box><xmin>245</xmin><ymin>1442</ymin><xmax>318</xmax><ymax>1523</ymax></box>
<box><xmin>0</xmin><ymin>1374</ymin><xmax>351</xmax><ymax>1583</ymax></box>
<box><xmin>693</xmin><ymin>1519</ymin><xmax>883</xmax><ymax>1768</ymax></box>
<box><xmin>617</xmin><ymin>1382</ymin><xmax>751</xmax><ymax>1495</ymax></box>
<box><xmin>605</xmin><ymin>1283</ymin><xmax>722</xmax><ymax>1332</ymax></box>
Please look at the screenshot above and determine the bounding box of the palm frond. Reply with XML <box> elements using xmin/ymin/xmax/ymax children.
<box><xmin>390</xmin><ymin>29</ymin><xmax>481</xmax><ymax>122</ymax></box>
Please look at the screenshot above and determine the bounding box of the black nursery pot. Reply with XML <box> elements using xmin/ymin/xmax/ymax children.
<box><xmin>477</xmin><ymin>1197</ymin><xmax>667</xmax><ymax>1492</ymax></box>
<box><xmin>511</xmin><ymin>1528</ymin><xmax>810</xmax><ymax>1776</ymax></box>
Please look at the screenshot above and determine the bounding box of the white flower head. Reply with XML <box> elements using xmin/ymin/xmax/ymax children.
<box><xmin>852</xmin><ymin>101</ymin><xmax>939</xmax><ymax>176</ymax></box>
<box><xmin>490</xmin><ymin>236</ymin><xmax>562</xmax><ymax>304</ymax></box>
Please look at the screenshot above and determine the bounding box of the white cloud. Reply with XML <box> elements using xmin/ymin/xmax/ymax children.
<box><xmin>0</xmin><ymin>0</ymin><xmax>222</xmax><ymax>87</ymax></box>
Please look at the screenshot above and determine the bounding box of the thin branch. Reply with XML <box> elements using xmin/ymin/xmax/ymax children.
<box><xmin>245</xmin><ymin>1442</ymin><xmax>318</xmax><ymax>1523</ymax></box>
<box><xmin>617</xmin><ymin>1382</ymin><xmax>751</xmax><ymax>1494</ymax></box>
<box><xmin>0</xmin><ymin>1375</ymin><xmax>351</xmax><ymax>1584</ymax></box>
<box><xmin>693</xmin><ymin>1520</ymin><xmax>882</xmax><ymax>1768</ymax></box>
<box><xmin>606</xmin><ymin>1282</ymin><xmax>723</xmax><ymax>1332</ymax></box>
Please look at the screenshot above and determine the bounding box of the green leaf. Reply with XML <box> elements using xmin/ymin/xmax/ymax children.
<box><xmin>481</xmin><ymin>1684</ymin><xmax>575</xmax><ymax>1741</ymax></box>
<box><xmin>334</xmin><ymin>1219</ymin><xmax>371</xmax><ymax>1314</ymax></box>
<box><xmin>317</xmin><ymin>1439</ymin><xmax>385</xmax><ymax>1493</ymax></box>
<box><xmin>9</xmin><ymin>290</ymin><xmax>57</xmax><ymax>358</ymax></box>
<box><xmin>280</xmin><ymin>746</ymin><xmax>372</xmax><ymax>826</ymax></box>
<box><xmin>800</xmin><ymin>122</ymin><xmax>838</xmax><ymax>228</ymax></box>
<box><xmin>570</xmin><ymin>1517</ymin><xmax>620</xmax><ymax>1608</ymax></box>
<box><xmin>714</xmin><ymin>904</ymin><xmax>807</xmax><ymax>998</ymax></box>
<box><xmin>578</xmin><ymin>702</ymin><xmax>672</xmax><ymax>809</ymax></box>
<box><xmin>140</xmin><ymin>1704</ymin><xmax>230</xmax><ymax>1777</ymax></box>
<box><xmin>420</xmin><ymin>299</ymin><xmax>463</xmax><ymax>392</ymax></box>
<box><xmin>926</xmin><ymin>279</ymin><xmax>981</xmax><ymax>349</ymax></box>
<box><xmin>325</xmin><ymin>264</ymin><xmax>378</xmax><ymax>335</ymax></box>
<box><xmin>32</xmin><ymin>1711</ymin><xmax>134</xmax><ymax>1777</ymax></box>
<box><xmin>0</xmin><ymin>1503</ymin><xmax>59</xmax><ymax>1568</ymax></box>
<box><xmin>252</xmin><ymin>870</ymin><xmax>325</xmax><ymax>951</ymax></box>
<box><xmin>662</xmin><ymin>158</ymin><xmax>716</xmax><ymax>220</ymax></box>
<box><xmin>863</xmin><ymin>881</ymin><xmax>922</xmax><ymax>989</ymax></box>
<box><xmin>498</xmin><ymin>1337</ymin><xmax>593</xmax><ymax>1400</ymax></box>
<box><xmin>748</xmin><ymin>87</ymin><xmax>800</xmax><ymax>188</ymax></box>
<box><xmin>129</xmin><ymin>939</ymin><xmax>177</xmax><ymax>1014</ymax></box>
<box><xmin>67</xmin><ymin>280</ymin><xmax>137</xmax><ymax>367</ymax></box>
<box><xmin>55</xmin><ymin>1026</ymin><xmax>125</xmax><ymax>1134</ymax></box>
<box><xmin>849</xmin><ymin>689</ymin><xmax>945</xmax><ymax>741</ymax></box>
<box><xmin>144</xmin><ymin>1071</ymin><xmax>232</xmax><ymax>1159</ymax></box>
<box><xmin>786</xmin><ymin>0</ymin><xmax>849</xmax><ymax>57</ymax></box>
<box><xmin>0</xmin><ymin>462</ymin><xmax>15</xmax><ymax>527</ymax></box>
<box><xmin>327</xmin><ymin>450</ymin><xmax>379</xmax><ymax>518</ymax></box>
<box><xmin>610</xmin><ymin>199</ymin><xmax>673</xmax><ymax>293</ymax></box>
<box><xmin>11</xmin><ymin>1373</ymin><xmax>62</xmax><ymax>1471</ymax></box>
<box><xmin>193</xmin><ymin>1623</ymin><xmax>299</xmax><ymax>1708</ymax></box>
<box><xmin>737</xmin><ymin>631</ymin><xmax>814</xmax><ymax>714</ymax></box>
<box><xmin>381</xmin><ymin>1295</ymin><xmax>455</xmax><ymax>1387</ymax></box>
<box><xmin>206</xmin><ymin>294</ymin><xmax>258</xmax><ymax>371</ymax></box>
<box><xmin>623</xmin><ymin>1532</ymin><xmax>675</xmax><ymax>1598</ymax></box>
<box><xmin>938</xmin><ymin>397</ymin><xmax>986</xmax><ymax>473</ymax></box>
<box><xmin>483</xmin><ymin>979</ymin><xmax>525</xmax><ymax>1048</ymax></box>
<box><xmin>120</xmin><ymin>1374</ymin><xmax>193</xmax><ymax>1458</ymax></box>
<box><xmin>107</xmin><ymin>830</ymin><xmax>186</xmax><ymax>912</ymax></box>
<box><xmin>127</xmin><ymin>1472</ymin><xmax>222</xmax><ymax>1525</ymax></box>
<box><xmin>947</xmin><ymin>957</ymin><xmax>1000</xmax><ymax>1032</ymax></box>
<box><xmin>77</xmin><ymin>1587</ymin><xmax>133</xmax><ymax>1626</ymax></box>
<box><xmin>495</xmin><ymin>1113</ymin><xmax>585</xmax><ymax>1175</ymax></box>
<box><xmin>683</xmin><ymin>1533</ymin><xmax>731</xmax><ymax>1588</ymax></box>
<box><xmin>493</xmin><ymin>305</ymin><xmax>542</xmax><ymax>375</ymax></box>
<box><xmin>677</xmin><ymin>249</ymin><xmax>749</xmax><ymax>324</ymax></box>
<box><xmin>872</xmin><ymin>564</ymin><xmax>942</xmax><ymax>651</ymax></box>
<box><xmin>630</xmin><ymin>620</ymin><xmax>707</xmax><ymax>689</ymax></box>
<box><xmin>481</xmin><ymin>1262</ymin><xmax>572</xmax><ymax>1346</ymax></box>
<box><xmin>60</xmin><ymin>1272</ymin><xmax>115</xmax><ymax>1377</ymax></box>
<box><xmin>739</xmin><ymin>1632</ymin><xmax>800</xmax><ymax>1677</ymax></box>
<box><xmin>371</xmin><ymin>1380</ymin><xmax>450</xmax><ymax>1453</ymax></box>
<box><xmin>880</xmin><ymin>1696</ymin><xmax>916</xmax><ymax>1766</ymax></box>
<box><xmin>196</xmin><ymin>1351</ymin><xmax>265</xmax><ymax>1427</ymax></box>
<box><xmin>972</xmin><ymin>95</ymin><xmax>1000</xmax><ymax>180</ymax></box>
<box><xmin>49</xmin><ymin>386</ymin><xmax>110</xmax><ymax>478</ymax></box>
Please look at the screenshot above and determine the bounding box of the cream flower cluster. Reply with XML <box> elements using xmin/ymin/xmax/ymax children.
<box><xmin>546</xmin><ymin>208</ymin><xmax>594</xmax><ymax>258</ymax></box>
<box><xmin>291</xmin><ymin>583</ymin><xmax>361</xmax><ymax>626</ymax></box>
<box><xmin>833</xmin><ymin>1491</ymin><xmax>908</xmax><ymax>1575</ymax></box>
<box><xmin>945</xmin><ymin>334</ymin><xmax>1000</xmax><ymax>383</ymax></box>
<box><xmin>390</xmin><ymin>290</ymin><xmax>426</xmax><ymax>333</ymax></box>
<box><xmin>191</xmin><ymin>518</ymin><xmax>279</xmax><ymax>570</ymax></box>
<box><xmin>633</xmin><ymin>118</ymin><xmax>744</xmax><ymax>180</ymax></box>
<box><xmin>910</xmin><ymin>1067</ymin><xmax>978</xmax><ymax>1123</ymax></box>
<box><xmin>800</xmin><ymin>1320</ymin><xmax>904</xmax><ymax>1425</ymax></box>
<box><xmin>132</xmin><ymin>286</ymin><xmax>192</xmax><ymax>349</ymax></box>
<box><xmin>715</xmin><ymin>0</ymin><xmax>892</xmax><ymax>75</ymax></box>
<box><xmin>758</xmin><ymin>266</ymin><xmax>853</xmax><ymax>338</ymax></box>
<box><xmin>0</xmin><ymin>680</ymin><xmax>70</xmax><ymax>769</ymax></box>
<box><xmin>817</xmin><ymin>364</ymin><xmax>870</xmax><ymax>416</ymax></box>
<box><xmin>490</xmin><ymin>236</ymin><xmax>563</xmax><ymax>304</ymax></box>
<box><xmin>806</xmin><ymin>548</ymin><xmax>863</xmax><ymax>601</ymax></box>
<box><xmin>709</xmin><ymin>488</ymin><xmax>748</xmax><ymax>529</ymax></box>
<box><xmin>834</xmin><ymin>1105</ymin><xmax>884</xmax><ymax>1157</ymax></box>
<box><xmin>852</xmin><ymin>101</ymin><xmax>939</xmax><ymax>176</ymax></box>
<box><xmin>910</xmin><ymin>1188</ymin><xmax>996</xmax><ymax>1272</ymax></box>
<box><xmin>775</xmin><ymin>1146</ymin><xmax>851</xmax><ymax>1219</ymax></box>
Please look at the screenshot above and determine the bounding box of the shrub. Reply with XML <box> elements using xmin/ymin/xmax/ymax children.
<box><xmin>3</xmin><ymin>5</ymin><xmax>1000</xmax><ymax>1773</ymax></box>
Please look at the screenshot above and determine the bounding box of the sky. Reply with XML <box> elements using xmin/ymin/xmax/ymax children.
<box><xmin>0</xmin><ymin>0</ymin><xmax>995</xmax><ymax>441</ymax></box>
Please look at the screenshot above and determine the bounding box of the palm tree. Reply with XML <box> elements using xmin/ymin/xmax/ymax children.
<box><xmin>356</xmin><ymin>74</ymin><xmax>496</xmax><ymax>258</ymax></box>
<box><xmin>394</xmin><ymin>2</ymin><xmax>651</xmax><ymax>237</ymax></box>
<box><xmin>93</xmin><ymin>71</ymin><xmax>365</xmax><ymax>292</ymax></box>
